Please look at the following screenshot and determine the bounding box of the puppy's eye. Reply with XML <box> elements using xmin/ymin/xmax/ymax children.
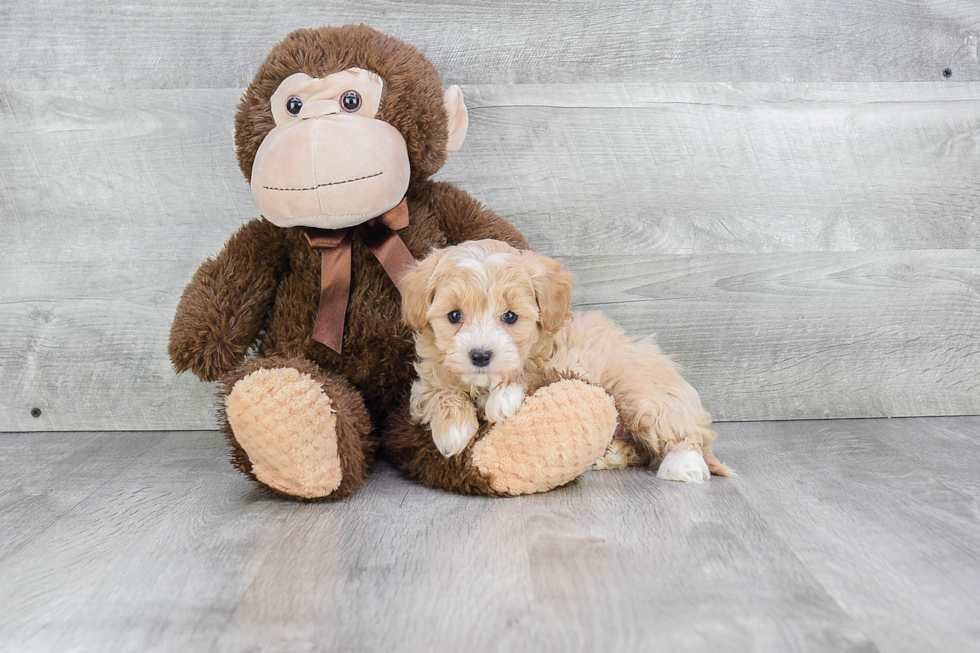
<box><xmin>502</xmin><ymin>311</ymin><xmax>518</xmax><ymax>325</ymax></box>
<box><xmin>448</xmin><ymin>310</ymin><xmax>463</xmax><ymax>324</ymax></box>
<box><xmin>285</xmin><ymin>96</ymin><xmax>303</xmax><ymax>116</ymax></box>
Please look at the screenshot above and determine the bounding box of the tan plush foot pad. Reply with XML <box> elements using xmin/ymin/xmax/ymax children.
<box><xmin>471</xmin><ymin>379</ymin><xmax>617</xmax><ymax>496</ymax></box>
<box><xmin>225</xmin><ymin>367</ymin><xmax>343</xmax><ymax>499</ymax></box>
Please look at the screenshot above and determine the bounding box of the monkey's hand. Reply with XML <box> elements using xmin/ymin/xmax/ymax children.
<box><xmin>168</xmin><ymin>219</ymin><xmax>284</xmax><ymax>382</ymax></box>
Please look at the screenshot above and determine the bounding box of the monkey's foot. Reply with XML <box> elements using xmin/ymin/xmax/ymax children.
<box><xmin>222</xmin><ymin>359</ymin><xmax>372</xmax><ymax>500</ymax></box>
<box><xmin>470</xmin><ymin>379</ymin><xmax>617</xmax><ymax>496</ymax></box>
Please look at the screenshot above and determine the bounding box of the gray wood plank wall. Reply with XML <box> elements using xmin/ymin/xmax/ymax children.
<box><xmin>2</xmin><ymin>1</ymin><xmax>979</xmax><ymax>431</ymax></box>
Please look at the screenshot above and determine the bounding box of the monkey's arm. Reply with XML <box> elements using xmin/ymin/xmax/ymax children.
<box><xmin>425</xmin><ymin>181</ymin><xmax>530</xmax><ymax>249</ymax></box>
<box><xmin>168</xmin><ymin>218</ymin><xmax>285</xmax><ymax>382</ymax></box>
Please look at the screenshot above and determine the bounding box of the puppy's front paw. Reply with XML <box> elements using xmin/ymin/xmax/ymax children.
<box><xmin>431</xmin><ymin>412</ymin><xmax>480</xmax><ymax>458</ymax></box>
<box><xmin>657</xmin><ymin>450</ymin><xmax>711</xmax><ymax>483</ymax></box>
<box><xmin>484</xmin><ymin>385</ymin><xmax>525</xmax><ymax>423</ymax></box>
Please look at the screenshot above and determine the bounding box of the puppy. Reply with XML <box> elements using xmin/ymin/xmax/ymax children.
<box><xmin>400</xmin><ymin>240</ymin><xmax>729</xmax><ymax>483</ymax></box>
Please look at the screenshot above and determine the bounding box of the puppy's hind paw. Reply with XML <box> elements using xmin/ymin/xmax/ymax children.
<box><xmin>484</xmin><ymin>385</ymin><xmax>525</xmax><ymax>423</ymax></box>
<box><xmin>657</xmin><ymin>450</ymin><xmax>711</xmax><ymax>483</ymax></box>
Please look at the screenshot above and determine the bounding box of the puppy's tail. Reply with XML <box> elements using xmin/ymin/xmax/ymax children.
<box><xmin>703</xmin><ymin>445</ymin><xmax>733</xmax><ymax>477</ymax></box>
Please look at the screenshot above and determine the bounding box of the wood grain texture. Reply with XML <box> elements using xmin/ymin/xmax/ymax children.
<box><xmin>4</xmin><ymin>83</ymin><xmax>980</xmax><ymax>261</ymax></box>
<box><xmin>3</xmin><ymin>250</ymin><xmax>977</xmax><ymax>430</ymax></box>
<box><xmin>2</xmin><ymin>0</ymin><xmax>979</xmax><ymax>90</ymax></box>
<box><xmin>861</xmin><ymin>415</ymin><xmax>980</xmax><ymax>494</ymax></box>
<box><xmin>2</xmin><ymin>65</ymin><xmax>980</xmax><ymax>430</ymax></box>
<box><xmin>0</xmin><ymin>431</ymin><xmax>159</xmax><ymax>562</ymax></box>
<box><xmin>458</xmin><ymin>83</ymin><xmax>980</xmax><ymax>255</ymax></box>
<box><xmin>568</xmin><ymin>250</ymin><xmax>980</xmax><ymax>421</ymax></box>
<box><xmin>501</xmin><ymin>472</ymin><xmax>872</xmax><ymax>652</ymax></box>
<box><xmin>0</xmin><ymin>431</ymin><xmax>296</xmax><ymax>650</ymax></box>
<box><xmin>2</xmin><ymin>420</ymin><xmax>979</xmax><ymax>651</ymax></box>
<box><xmin>724</xmin><ymin>417</ymin><xmax>980</xmax><ymax>653</ymax></box>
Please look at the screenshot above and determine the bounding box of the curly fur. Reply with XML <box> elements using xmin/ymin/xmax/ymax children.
<box><xmin>401</xmin><ymin>240</ymin><xmax>731</xmax><ymax>478</ymax></box>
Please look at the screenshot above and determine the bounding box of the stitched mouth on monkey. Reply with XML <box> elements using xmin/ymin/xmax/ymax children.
<box><xmin>262</xmin><ymin>171</ymin><xmax>384</xmax><ymax>193</ymax></box>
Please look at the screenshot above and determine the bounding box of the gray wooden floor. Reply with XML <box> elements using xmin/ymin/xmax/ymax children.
<box><xmin>1</xmin><ymin>418</ymin><xmax>978</xmax><ymax>653</ymax></box>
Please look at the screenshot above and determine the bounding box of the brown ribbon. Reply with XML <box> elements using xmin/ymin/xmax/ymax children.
<box><xmin>304</xmin><ymin>198</ymin><xmax>416</xmax><ymax>353</ymax></box>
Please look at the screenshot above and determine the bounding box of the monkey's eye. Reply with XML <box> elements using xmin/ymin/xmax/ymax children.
<box><xmin>448</xmin><ymin>310</ymin><xmax>463</xmax><ymax>324</ymax></box>
<box><xmin>285</xmin><ymin>96</ymin><xmax>303</xmax><ymax>116</ymax></box>
<box><xmin>502</xmin><ymin>311</ymin><xmax>518</xmax><ymax>325</ymax></box>
<box><xmin>341</xmin><ymin>90</ymin><xmax>361</xmax><ymax>113</ymax></box>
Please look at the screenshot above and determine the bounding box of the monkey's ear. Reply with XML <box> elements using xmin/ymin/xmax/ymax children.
<box><xmin>444</xmin><ymin>85</ymin><xmax>469</xmax><ymax>152</ymax></box>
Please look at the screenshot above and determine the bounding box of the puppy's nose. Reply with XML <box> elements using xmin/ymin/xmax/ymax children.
<box><xmin>469</xmin><ymin>349</ymin><xmax>493</xmax><ymax>368</ymax></box>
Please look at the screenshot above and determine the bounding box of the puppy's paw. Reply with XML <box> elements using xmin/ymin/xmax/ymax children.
<box><xmin>484</xmin><ymin>385</ymin><xmax>525</xmax><ymax>423</ymax></box>
<box><xmin>657</xmin><ymin>450</ymin><xmax>711</xmax><ymax>483</ymax></box>
<box><xmin>431</xmin><ymin>412</ymin><xmax>480</xmax><ymax>458</ymax></box>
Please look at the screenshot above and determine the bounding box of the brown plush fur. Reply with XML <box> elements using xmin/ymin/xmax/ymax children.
<box><xmin>169</xmin><ymin>26</ymin><xmax>528</xmax><ymax>498</ymax></box>
<box><xmin>384</xmin><ymin>397</ymin><xmax>504</xmax><ymax>496</ymax></box>
<box><xmin>168</xmin><ymin>218</ymin><xmax>286</xmax><ymax>382</ymax></box>
<box><xmin>170</xmin><ymin>183</ymin><xmax>527</xmax><ymax>420</ymax></box>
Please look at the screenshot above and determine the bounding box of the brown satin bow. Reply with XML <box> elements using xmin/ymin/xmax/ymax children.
<box><xmin>304</xmin><ymin>198</ymin><xmax>417</xmax><ymax>353</ymax></box>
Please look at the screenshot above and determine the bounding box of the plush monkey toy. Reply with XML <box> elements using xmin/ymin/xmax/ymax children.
<box><xmin>169</xmin><ymin>25</ymin><xmax>619</xmax><ymax>500</ymax></box>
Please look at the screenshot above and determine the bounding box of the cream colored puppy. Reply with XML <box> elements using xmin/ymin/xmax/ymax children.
<box><xmin>401</xmin><ymin>240</ymin><xmax>730</xmax><ymax>483</ymax></box>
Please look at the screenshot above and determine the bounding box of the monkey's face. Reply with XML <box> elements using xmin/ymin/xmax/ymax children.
<box><xmin>249</xmin><ymin>68</ymin><xmax>411</xmax><ymax>230</ymax></box>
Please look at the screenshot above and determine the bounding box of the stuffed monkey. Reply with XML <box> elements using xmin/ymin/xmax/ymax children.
<box><xmin>169</xmin><ymin>25</ymin><xmax>619</xmax><ymax>499</ymax></box>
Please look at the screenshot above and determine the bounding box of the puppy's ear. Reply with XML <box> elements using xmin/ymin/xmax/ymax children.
<box><xmin>400</xmin><ymin>248</ymin><xmax>447</xmax><ymax>332</ymax></box>
<box><xmin>523</xmin><ymin>250</ymin><xmax>575</xmax><ymax>334</ymax></box>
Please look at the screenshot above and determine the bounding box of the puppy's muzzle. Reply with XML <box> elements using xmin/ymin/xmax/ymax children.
<box><xmin>469</xmin><ymin>349</ymin><xmax>493</xmax><ymax>368</ymax></box>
